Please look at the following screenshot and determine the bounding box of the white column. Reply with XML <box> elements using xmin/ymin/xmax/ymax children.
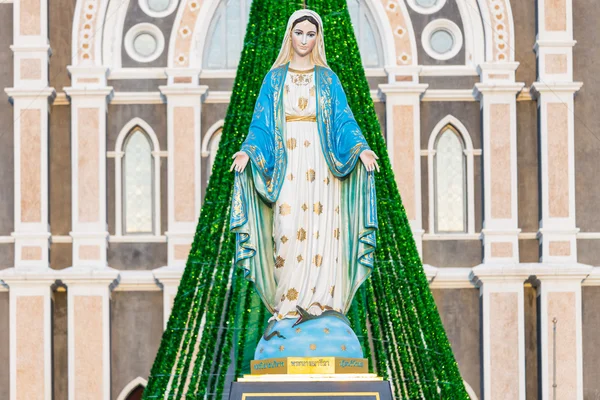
<box><xmin>5</xmin><ymin>0</ymin><xmax>54</xmax><ymax>269</ymax></box>
<box><xmin>3</xmin><ymin>0</ymin><xmax>54</xmax><ymax>397</ymax></box>
<box><xmin>475</xmin><ymin>64</ymin><xmax>524</xmax><ymax>265</ymax></box>
<box><xmin>471</xmin><ymin>265</ymin><xmax>528</xmax><ymax>399</ymax></box>
<box><xmin>532</xmin><ymin>266</ymin><xmax>591</xmax><ymax>400</ymax></box>
<box><xmin>159</xmin><ymin>69</ymin><xmax>208</xmax><ymax>267</ymax></box>
<box><xmin>64</xmin><ymin>67</ymin><xmax>113</xmax><ymax>268</ymax></box>
<box><xmin>154</xmin><ymin>265</ymin><xmax>184</xmax><ymax>329</ymax></box>
<box><xmin>378</xmin><ymin>71</ymin><xmax>428</xmax><ymax>256</ymax></box>
<box><xmin>0</xmin><ymin>272</ymin><xmax>54</xmax><ymax>400</ymax></box>
<box><xmin>532</xmin><ymin>0</ymin><xmax>581</xmax><ymax>264</ymax></box>
<box><xmin>62</xmin><ymin>269</ymin><xmax>119</xmax><ymax>400</ymax></box>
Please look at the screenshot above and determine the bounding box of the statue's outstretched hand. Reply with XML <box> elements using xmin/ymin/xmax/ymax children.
<box><xmin>359</xmin><ymin>149</ymin><xmax>380</xmax><ymax>172</ymax></box>
<box><xmin>230</xmin><ymin>151</ymin><xmax>250</xmax><ymax>173</ymax></box>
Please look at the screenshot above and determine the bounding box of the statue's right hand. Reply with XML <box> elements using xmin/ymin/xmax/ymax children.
<box><xmin>230</xmin><ymin>151</ymin><xmax>250</xmax><ymax>173</ymax></box>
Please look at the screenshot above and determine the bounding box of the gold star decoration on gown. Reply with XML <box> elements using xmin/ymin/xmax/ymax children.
<box><xmin>279</xmin><ymin>203</ymin><xmax>291</xmax><ymax>216</ymax></box>
<box><xmin>313</xmin><ymin>202</ymin><xmax>323</xmax><ymax>215</ymax></box>
<box><xmin>314</xmin><ymin>231</ymin><xmax>320</xmax><ymax>239</ymax></box>
<box><xmin>323</xmin><ymin>176</ymin><xmax>330</xmax><ymax>185</ymax></box>
<box><xmin>298</xmin><ymin>97</ymin><xmax>308</xmax><ymax>111</ymax></box>
<box><xmin>335</xmin><ymin>205</ymin><xmax>339</xmax><ymax>214</ymax></box>
<box><xmin>286</xmin><ymin>288</ymin><xmax>299</xmax><ymax>301</ymax></box>
<box><xmin>281</xmin><ymin>235</ymin><xmax>288</xmax><ymax>244</ymax></box>
<box><xmin>304</xmin><ymin>140</ymin><xmax>311</xmax><ymax>147</ymax></box>
<box><xmin>341</xmin><ymin>345</ymin><xmax>347</xmax><ymax>351</ymax></box>
<box><xmin>275</xmin><ymin>256</ymin><xmax>285</xmax><ymax>269</ymax></box>
<box><xmin>323</xmin><ymin>328</ymin><xmax>330</xmax><ymax>334</ymax></box>
<box><xmin>287</xmin><ymin>173</ymin><xmax>294</xmax><ymax>181</ymax></box>
<box><xmin>295</xmin><ymin>327</ymin><xmax>302</xmax><ymax>333</ymax></box>
<box><xmin>313</xmin><ymin>255</ymin><xmax>323</xmax><ymax>267</ymax></box>
<box><xmin>311</xmin><ymin>287</ymin><xmax>316</xmax><ymax>293</ymax></box>
<box><xmin>333</xmin><ymin>228</ymin><xmax>340</xmax><ymax>240</ymax></box>
<box><xmin>330</xmin><ymin>285</ymin><xmax>335</xmax><ymax>297</ymax></box>
<box><xmin>297</xmin><ymin>228</ymin><xmax>307</xmax><ymax>242</ymax></box>
<box><xmin>306</xmin><ymin>169</ymin><xmax>315</xmax><ymax>182</ymax></box>
<box><xmin>301</xmin><ymin>203</ymin><xmax>308</xmax><ymax>211</ymax></box>
<box><xmin>297</xmin><ymin>254</ymin><xmax>303</xmax><ymax>262</ymax></box>
<box><xmin>309</xmin><ymin>344</ymin><xmax>317</xmax><ymax>351</ymax></box>
<box><xmin>281</xmin><ymin>294</ymin><xmax>286</xmax><ymax>302</ymax></box>
<box><xmin>286</xmin><ymin>138</ymin><xmax>297</xmax><ymax>150</ymax></box>
<box><xmin>279</xmin><ymin>345</ymin><xmax>285</xmax><ymax>352</ymax></box>
<box><xmin>309</xmin><ymin>86</ymin><xmax>315</xmax><ymax>97</ymax></box>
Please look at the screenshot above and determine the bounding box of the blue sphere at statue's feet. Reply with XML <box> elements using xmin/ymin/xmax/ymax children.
<box><xmin>254</xmin><ymin>315</ymin><xmax>363</xmax><ymax>360</ymax></box>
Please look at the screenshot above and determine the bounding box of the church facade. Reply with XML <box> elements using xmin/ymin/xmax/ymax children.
<box><xmin>0</xmin><ymin>0</ymin><xmax>598</xmax><ymax>398</ymax></box>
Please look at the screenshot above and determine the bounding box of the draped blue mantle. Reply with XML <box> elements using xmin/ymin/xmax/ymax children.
<box><xmin>230</xmin><ymin>62</ymin><xmax>378</xmax><ymax>314</ymax></box>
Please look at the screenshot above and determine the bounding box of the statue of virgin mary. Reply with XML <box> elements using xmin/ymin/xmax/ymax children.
<box><xmin>229</xmin><ymin>9</ymin><xmax>379</xmax><ymax>342</ymax></box>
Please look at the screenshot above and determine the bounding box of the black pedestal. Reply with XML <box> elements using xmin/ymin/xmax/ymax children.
<box><xmin>229</xmin><ymin>380</ymin><xmax>393</xmax><ymax>399</ymax></box>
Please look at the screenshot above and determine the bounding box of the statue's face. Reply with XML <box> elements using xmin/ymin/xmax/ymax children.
<box><xmin>291</xmin><ymin>19</ymin><xmax>318</xmax><ymax>58</ymax></box>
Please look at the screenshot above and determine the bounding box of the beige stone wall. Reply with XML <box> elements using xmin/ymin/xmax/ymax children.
<box><xmin>0</xmin><ymin>292</ymin><xmax>9</xmax><ymax>400</ymax></box>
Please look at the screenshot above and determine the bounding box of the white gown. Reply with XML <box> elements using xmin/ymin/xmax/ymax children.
<box><xmin>272</xmin><ymin>67</ymin><xmax>345</xmax><ymax>321</ymax></box>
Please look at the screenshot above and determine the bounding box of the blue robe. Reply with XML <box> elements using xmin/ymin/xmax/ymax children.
<box><xmin>230</xmin><ymin>61</ymin><xmax>377</xmax><ymax>314</ymax></box>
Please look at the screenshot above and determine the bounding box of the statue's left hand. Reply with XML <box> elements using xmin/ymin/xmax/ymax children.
<box><xmin>359</xmin><ymin>149</ymin><xmax>380</xmax><ymax>172</ymax></box>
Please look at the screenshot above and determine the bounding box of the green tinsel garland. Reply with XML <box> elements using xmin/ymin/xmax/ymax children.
<box><xmin>142</xmin><ymin>0</ymin><xmax>470</xmax><ymax>398</ymax></box>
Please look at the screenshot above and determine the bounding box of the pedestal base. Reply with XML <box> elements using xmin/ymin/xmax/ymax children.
<box><xmin>229</xmin><ymin>377</ymin><xmax>392</xmax><ymax>400</ymax></box>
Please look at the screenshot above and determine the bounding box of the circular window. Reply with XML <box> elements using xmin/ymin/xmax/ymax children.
<box><xmin>430</xmin><ymin>29</ymin><xmax>454</xmax><ymax>54</ymax></box>
<box><xmin>139</xmin><ymin>0</ymin><xmax>177</xmax><ymax>18</ymax></box>
<box><xmin>133</xmin><ymin>33</ymin><xmax>157</xmax><ymax>57</ymax></box>
<box><xmin>421</xmin><ymin>19</ymin><xmax>463</xmax><ymax>60</ymax></box>
<box><xmin>124</xmin><ymin>23</ymin><xmax>165</xmax><ymax>63</ymax></box>
<box><xmin>407</xmin><ymin>0</ymin><xmax>446</xmax><ymax>14</ymax></box>
<box><xmin>147</xmin><ymin>0</ymin><xmax>170</xmax><ymax>11</ymax></box>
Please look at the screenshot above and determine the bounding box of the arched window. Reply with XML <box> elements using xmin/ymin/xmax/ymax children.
<box><xmin>203</xmin><ymin>0</ymin><xmax>252</xmax><ymax>70</ymax></box>
<box><xmin>123</xmin><ymin>129</ymin><xmax>155</xmax><ymax>234</ymax></box>
<box><xmin>116</xmin><ymin>377</ymin><xmax>147</xmax><ymax>400</ymax></box>
<box><xmin>201</xmin><ymin>121</ymin><xmax>225</xmax><ymax>185</ymax></box>
<box><xmin>111</xmin><ymin>118</ymin><xmax>163</xmax><ymax>238</ymax></box>
<box><xmin>427</xmin><ymin>116</ymin><xmax>478</xmax><ymax>236</ymax></box>
<box><xmin>347</xmin><ymin>0</ymin><xmax>384</xmax><ymax>67</ymax></box>
<box><xmin>202</xmin><ymin>0</ymin><xmax>384</xmax><ymax>70</ymax></box>
<box><xmin>433</xmin><ymin>126</ymin><xmax>466</xmax><ymax>233</ymax></box>
<box><xmin>206</xmin><ymin>129</ymin><xmax>222</xmax><ymax>180</ymax></box>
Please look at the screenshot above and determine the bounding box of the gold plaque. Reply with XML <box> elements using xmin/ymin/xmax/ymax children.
<box><xmin>250</xmin><ymin>357</ymin><xmax>368</xmax><ymax>375</ymax></box>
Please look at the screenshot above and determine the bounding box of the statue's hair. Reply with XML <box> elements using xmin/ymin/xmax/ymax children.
<box><xmin>270</xmin><ymin>9</ymin><xmax>329</xmax><ymax>71</ymax></box>
<box><xmin>291</xmin><ymin>15</ymin><xmax>320</xmax><ymax>33</ymax></box>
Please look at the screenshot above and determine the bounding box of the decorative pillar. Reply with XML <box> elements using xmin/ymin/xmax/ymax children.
<box><xmin>159</xmin><ymin>70</ymin><xmax>208</xmax><ymax>267</ymax></box>
<box><xmin>532</xmin><ymin>0</ymin><xmax>581</xmax><ymax>263</ymax></box>
<box><xmin>378</xmin><ymin>68</ymin><xmax>428</xmax><ymax>256</ymax></box>
<box><xmin>154</xmin><ymin>265</ymin><xmax>184</xmax><ymax>329</ymax></box>
<box><xmin>474</xmin><ymin>65</ymin><xmax>524</xmax><ymax>265</ymax></box>
<box><xmin>3</xmin><ymin>0</ymin><xmax>54</xmax><ymax>397</ymax></box>
<box><xmin>62</xmin><ymin>270</ymin><xmax>119</xmax><ymax>400</ymax></box>
<box><xmin>5</xmin><ymin>0</ymin><xmax>54</xmax><ymax>269</ymax></box>
<box><xmin>471</xmin><ymin>266</ymin><xmax>528</xmax><ymax>399</ymax></box>
<box><xmin>1</xmin><ymin>275</ymin><xmax>54</xmax><ymax>400</ymax></box>
<box><xmin>64</xmin><ymin>67</ymin><xmax>113</xmax><ymax>268</ymax></box>
<box><xmin>531</xmin><ymin>266</ymin><xmax>591</xmax><ymax>400</ymax></box>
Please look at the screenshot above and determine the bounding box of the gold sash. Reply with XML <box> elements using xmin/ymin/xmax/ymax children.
<box><xmin>285</xmin><ymin>114</ymin><xmax>316</xmax><ymax>122</ymax></box>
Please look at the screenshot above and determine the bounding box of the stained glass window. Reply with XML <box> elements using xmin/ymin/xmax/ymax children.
<box><xmin>123</xmin><ymin>129</ymin><xmax>154</xmax><ymax>234</ymax></box>
<box><xmin>203</xmin><ymin>0</ymin><xmax>251</xmax><ymax>69</ymax></box>
<box><xmin>434</xmin><ymin>126</ymin><xmax>466</xmax><ymax>233</ymax></box>
<box><xmin>347</xmin><ymin>0</ymin><xmax>383</xmax><ymax>67</ymax></box>
<box><xmin>204</xmin><ymin>0</ymin><xmax>383</xmax><ymax>69</ymax></box>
